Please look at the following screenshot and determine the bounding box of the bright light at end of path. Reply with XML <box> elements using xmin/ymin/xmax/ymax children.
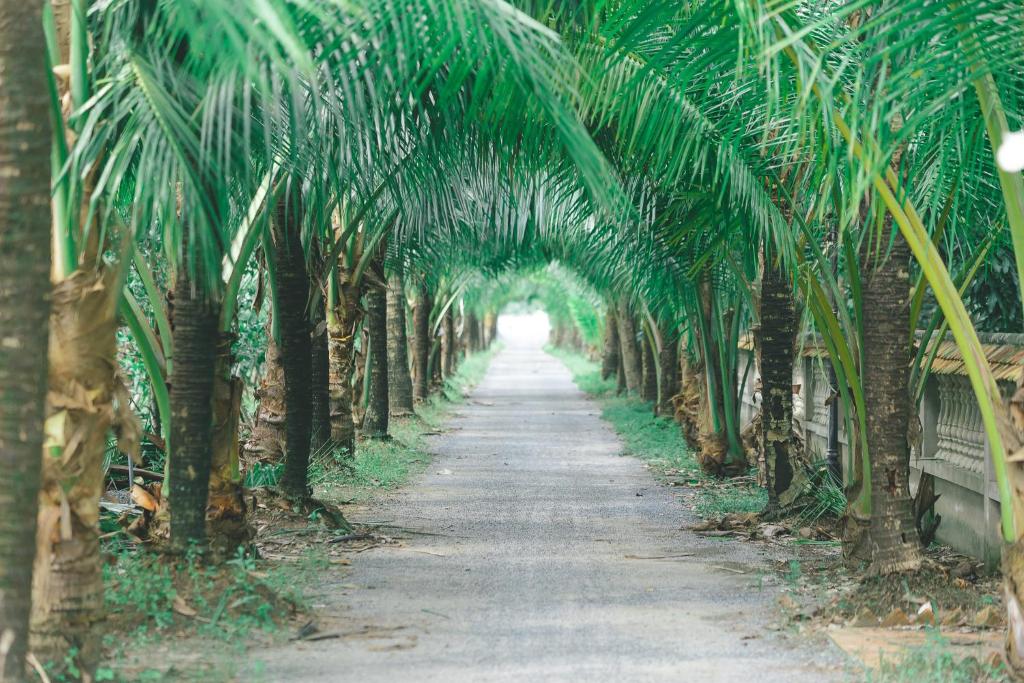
<box><xmin>997</xmin><ymin>131</ymin><xmax>1024</xmax><ymax>172</ymax></box>
<box><xmin>497</xmin><ymin>311</ymin><xmax>551</xmax><ymax>349</ymax></box>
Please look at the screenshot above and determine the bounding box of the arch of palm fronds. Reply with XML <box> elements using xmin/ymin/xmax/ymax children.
<box><xmin>3</xmin><ymin>0</ymin><xmax>1024</xmax><ymax>678</ymax></box>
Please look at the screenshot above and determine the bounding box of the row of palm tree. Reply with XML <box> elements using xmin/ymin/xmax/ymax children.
<box><xmin>3</xmin><ymin>0</ymin><xmax>1024</xmax><ymax>679</ymax></box>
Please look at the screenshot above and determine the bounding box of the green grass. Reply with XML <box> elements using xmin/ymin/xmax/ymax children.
<box><xmin>98</xmin><ymin>346</ymin><xmax>500</xmax><ymax>681</ymax></box>
<box><xmin>547</xmin><ymin>345</ymin><xmax>767</xmax><ymax>519</ymax></box>
<box><xmin>866</xmin><ymin>631</ymin><xmax>1009</xmax><ymax>682</ymax></box>
<box><xmin>315</xmin><ymin>344</ymin><xmax>500</xmax><ymax>500</ymax></box>
<box><xmin>695</xmin><ymin>485</ymin><xmax>767</xmax><ymax>517</ymax></box>
<box><xmin>98</xmin><ymin>546</ymin><xmax>328</xmax><ymax>682</ymax></box>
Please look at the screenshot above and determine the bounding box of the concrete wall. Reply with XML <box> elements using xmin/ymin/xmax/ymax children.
<box><xmin>737</xmin><ymin>341</ymin><xmax>1015</xmax><ymax>567</ymax></box>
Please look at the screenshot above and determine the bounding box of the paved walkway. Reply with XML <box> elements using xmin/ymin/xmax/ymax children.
<box><xmin>259</xmin><ymin>316</ymin><xmax>844</xmax><ymax>681</ymax></box>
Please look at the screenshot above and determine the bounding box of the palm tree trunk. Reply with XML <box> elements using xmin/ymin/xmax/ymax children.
<box><xmin>310</xmin><ymin>293</ymin><xmax>331</xmax><ymax>453</ymax></box>
<box><xmin>29</xmin><ymin>6</ymin><xmax>144</xmax><ymax>671</ymax></box>
<box><xmin>441</xmin><ymin>306</ymin><xmax>456</xmax><ymax>379</ymax></box>
<box><xmin>759</xmin><ymin>244</ymin><xmax>797</xmax><ymax>512</ymax></box>
<box><xmin>615</xmin><ymin>300</ymin><xmax>642</xmax><ymax>392</ymax></box>
<box><xmin>465</xmin><ymin>312</ymin><xmax>480</xmax><ymax>353</ymax></box>
<box><xmin>412</xmin><ymin>284</ymin><xmax>432</xmax><ymax>402</ymax></box>
<box><xmin>640</xmin><ymin>326</ymin><xmax>658</xmax><ymax>402</ymax></box>
<box><xmin>32</xmin><ymin>200</ymin><xmax>148</xmax><ymax>678</ymax></box>
<box><xmin>363</xmin><ymin>260</ymin><xmax>389</xmax><ymax>438</ymax></box>
<box><xmin>486</xmin><ymin>313</ymin><xmax>497</xmax><ymax>348</ymax></box>
<box><xmin>328</xmin><ymin>270</ymin><xmax>361</xmax><ymax>457</ymax></box>
<box><xmin>601</xmin><ymin>307</ymin><xmax>620</xmax><ymax>380</ymax></box>
<box><xmin>616</xmin><ymin>350</ymin><xmax>627</xmax><ymax>394</ymax></box>
<box><xmin>207</xmin><ymin>333</ymin><xmax>249</xmax><ymax>553</ymax></box>
<box><xmin>860</xmin><ymin>228</ymin><xmax>922</xmax><ymax>574</ymax></box>
<box><xmin>430</xmin><ymin>337</ymin><xmax>443</xmax><ymax>390</ymax></box>
<box><xmin>168</xmin><ymin>266</ymin><xmax>218</xmax><ymax>551</ymax></box>
<box><xmin>246</xmin><ymin>317</ymin><xmax>285</xmax><ymax>464</ymax></box>
<box><xmin>272</xmin><ymin>197</ymin><xmax>314</xmax><ymax>500</ymax></box>
<box><xmin>0</xmin><ymin>1</ymin><xmax>50</xmax><ymax>671</ymax></box>
<box><xmin>657</xmin><ymin>325</ymin><xmax>679</xmax><ymax>416</ymax></box>
<box><xmin>387</xmin><ymin>275</ymin><xmax>415</xmax><ymax>417</ymax></box>
<box><xmin>693</xmin><ymin>274</ymin><xmax>734</xmax><ymax>475</ymax></box>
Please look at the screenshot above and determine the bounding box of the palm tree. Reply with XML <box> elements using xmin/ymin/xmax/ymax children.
<box><xmin>600</xmin><ymin>306</ymin><xmax>620</xmax><ymax>381</ymax></box>
<box><xmin>272</xmin><ymin>191</ymin><xmax>316</xmax><ymax>500</ymax></box>
<box><xmin>0</xmin><ymin>1</ymin><xmax>51</xmax><ymax>678</ymax></box>
<box><xmin>310</xmin><ymin>287</ymin><xmax>332</xmax><ymax>454</ymax></box>
<box><xmin>655</xmin><ymin>320</ymin><xmax>680</xmax><ymax>417</ymax></box>
<box><xmin>758</xmin><ymin>243</ymin><xmax>798</xmax><ymax>515</ymax></box>
<box><xmin>412</xmin><ymin>282</ymin><xmax>434</xmax><ymax>402</ymax></box>
<box><xmin>856</xmin><ymin>224</ymin><xmax>923</xmax><ymax>572</ymax></box>
<box><xmin>168</xmin><ymin>257</ymin><xmax>220</xmax><ymax>551</ymax></box>
<box><xmin>363</xmin><ymin>251</ymin><xmax>390</xmax><ymax>438</ymax></box>
<box><xmin>615</xmin><ymin>301</ymin><xmax>642</xmax><ymax>392</ymax></box>
<box><xmin>441</xmin><ymin>306</ymin><xmax>457</xmax><ymax>380</ymax></box>
<box><xmin>387</xmin><ymin>274</ymin><xmax>416</xmax><ymax>417</ymax></box>
<box><xmin>640</xmin><ymin>325</ymin><xmax>658</xmax><ymax>403</ymax></box>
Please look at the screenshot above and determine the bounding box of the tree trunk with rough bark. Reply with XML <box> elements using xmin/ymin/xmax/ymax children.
<box><xmin>32</xmin><ymin>3</ymin><xmax>145</xmax><ymax>672</ymax></box>
<box><xmin>363</xmin><ymin>258</ymin><xmax>389</xmax><ymax>438</ymax></box>
<box><xmin>310</xmin><ymin>293</ymin><xmax>331</xmax><ymax>454</ymax></box>
<box><xmin>470</xmin><ymin>314</ymin><xmax>483</xmax><ymax>352</ymax></box>
<box><xmin>30</xmin><ymin>5</ymin><xmax>145</xmax><ymax>672</ymax></box>
<box><xmin>441</xmin><ymin>306</ymin><xmax>456</xmax><ymax>379</ymax></box>
<box><xmin>412</xmin><ymin>284</ymin><xmax>432</xmax><ymax>402</ymax></box>
<box><xmin>616</xmin><ymin>349</ymin><xmax>627</xmax><ymax>395</ymax></box>
<box><xmin>759</xmin><ymin>244</ymin><xmax>797</xmax><ymax>513</ymax></box>
<box><xmin>246</xmin><ymin>318</ymin><xmax>285</xmax><ymax>464</ymax></box>
<box><xmin>693</xmin><ymin>272</ymin><xmax>737</xmax><ymax>475</ymax></box>
<box><xmin>601</xmin><ymin>307</ymin><xmax>619</xmax><ymax>380</ymax></box>
<box><xmin>615</xmin><ymin>300</ymin><xmax>642</xmax><ymax>392</ymax></box>
<box><xmin>387</xmin><ymin>275</ymin><xmax>415</xmax><ymax>417</ymax></box>
<box><xmin>0</xmin><ymin>2</ymin><xmax>51</xmax><ymax>672</ymax></box>
<box><xmin>857</xmin><ymin>228</ymin><xmax>922</xmax><ymax>574</ymax></box>
<box><xmin>206</xmin><ymin>332</ymin><xmax>250</xmax><ymax>555</ymax></box>
<box><xmin>328</xmin><ymin>265</ymin><xmax>361</xmax><ymax>459</ymax></box>
<box><xmin>486</xmin><ymin>313</ymin><xmax>497</xmax><ymax>349</ymax></box>
<box><xmin>430</xmin><ymin>338</ymin><xmax>443</xmax><ymax>390</ymax></box>
<box><xmin>657</xmin><ymin>324</ymin><xmax>679</xmax><ymax>417</ymax></box>
<box><xmin>640</xmin><ymin>327</ymin><xmax>658</xmax><ymax>403</ymax></box>
<box><xmin>272</xmin><ymin>197</ymin><xmax>314</xmax><ymax>500</ymax></box>
<box><xmin>168</xmin><ymin>267</ymin><xmax>218</xmax><ymax>551</ymax></box>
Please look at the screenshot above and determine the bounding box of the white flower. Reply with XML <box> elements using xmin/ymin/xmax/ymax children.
<box><xmin>997</xmin><ymin>130</ymin><xmax>1024</xmax><ymax>172</ymax></box>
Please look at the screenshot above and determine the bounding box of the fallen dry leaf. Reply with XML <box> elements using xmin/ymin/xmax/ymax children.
<box><xmin>172</xmin><ymin>596</ymin><xmax>197</xmax><ymax>618</ymax></box>
<box><xmin>131</xmin><ymin>484</ymin><xmax>157</xmax><ymax>512</ymax></box>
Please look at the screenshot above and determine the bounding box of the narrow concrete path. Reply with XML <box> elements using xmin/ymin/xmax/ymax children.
<box><xmin>259</xmin><ymin>316</ymin><xmax>844</xmax><ymax>682</ymax></box>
